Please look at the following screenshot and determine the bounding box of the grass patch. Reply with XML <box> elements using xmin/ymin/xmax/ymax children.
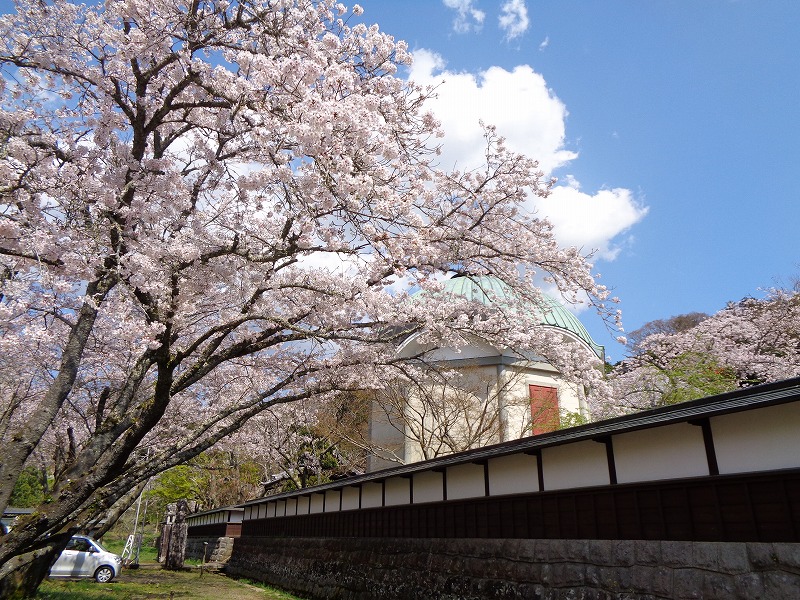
<box><xmin>37</xmin><ymin>563</ymin><xmax>301</xmax><ymax>600</ymax></box>
<box><xmin>99</xmin><ymin>537</ymin><xmax>158</xmax><ymax>563</ymax></box>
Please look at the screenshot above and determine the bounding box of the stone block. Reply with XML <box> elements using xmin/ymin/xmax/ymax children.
<box><xmin>702</xmin><ymin>572</ymin><xmax>736</xmax><ymax>598</ymax></box>
<box><xmin>515</xmin><ymin>539</ymin><xmax>538</xmax><ymax>562</ymax></box>
<box><xmin>734</xmin><ymin>572</ymin><xmax>764</xmax><ymax>598</ymax></box>
<box><xmin>540</xmin><ymin>563</ymin><xmax>553</xmax><ymax>585</ymax></box>
<box><xmin>692</xmin><ymin>542</ymin><xmax>720</xmax><ymax>570</ymax></box>
<box><xmin>550</xmin><ymin>562</ymin><xmax>586</xmax><ymax>587</ymax></box>
<box><xmin>763</xmin><ymin>571</ymin><xmax>800</xmax><ymax>600</ymax></box>
<box><xmin>611</xmin><ymin>540</ymin><xmax>635</xmax><ymax>566</ymax></box>
<box><xmin>584</xmin><ymin>540</ymin><xmax>612</xmax><ymax>567</ymax></box>
<box><xmin>630</xmin><ymin>565</ymin><xmax>673</xmax><ymax>597</ymax></box>
<box><xmin>633</xmin><ymin>540</ymin><xmax>661</xmax><ymax>566</ymax></box>
<box><xmin>597</xmin><ymin>566</ymin><xmax>630</xmax><ymax>592</ymax></box>
<box><xmin>507</xmin><ymin>557</ymin><xmax>542</xmax><ymax>583</ymax></box>
<box><xmin>660</xmin><ymin>541</ymin><xmax>689</xmax><ymax>568</ymax></box>
<box><xmin>563</xmin><ymin>539</ymin><xmax>590</xmax><ymax>562</ymax></box>
<box><xmin>534</xmin><ymin>539</ymin><xmax>558</xmax><ymax>562</ymax></box>
<box><xmin>672</xmin><ymin>568</ymin><xmax>704</xmax><ymax>599</ymax></box>
<box><xmin>584</xmin><ymin>564</ymin><xmax>601</xmax><ymax>588</ymax></box>
<box><xmin>772</xmin><ymin>543</ymin><xmax>800</xmax><ymax>570</ymax></box>
<box><xmin>716</xmin><ymin>543</ymin><xmax>749</xmax><ymax>574</ymax></box>
<box><xmin>746</xmin><ymin>543</ymin><xmax>778</xmax><ymax>570</ymax></box>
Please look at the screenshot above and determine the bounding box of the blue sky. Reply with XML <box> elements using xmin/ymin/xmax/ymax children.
<box><xmin>358</xmin><ymin>0</ymin><xmax>800</xmax><ymax>361</ymax></box>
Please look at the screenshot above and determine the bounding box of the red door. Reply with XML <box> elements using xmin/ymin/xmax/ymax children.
<box><xmin>529</xmin><ymin>385</ymin><xmax>559</xmax><ymax>434</ymax></box>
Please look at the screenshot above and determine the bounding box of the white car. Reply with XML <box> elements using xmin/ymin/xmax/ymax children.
<box><xmin>49</xmin><ymin>535</ymin><xmax>122</xmax><ymax>583</ymax></box>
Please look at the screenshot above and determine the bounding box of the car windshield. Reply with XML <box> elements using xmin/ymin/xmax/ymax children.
<box><xmin>69</xmin><ymin>537</ymin><xmax>106</xmax><ymax>552</ymax></box>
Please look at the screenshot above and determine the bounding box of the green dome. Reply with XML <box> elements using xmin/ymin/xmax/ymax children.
<box><xmin>431</xmin><ymin>275</ymin><xmax>605</xmax><ymax>360</ymax></box>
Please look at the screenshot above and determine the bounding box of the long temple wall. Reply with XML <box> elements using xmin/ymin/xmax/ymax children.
<box><xmin>226</xmin><ymin>378</ymin><xmax>800</xmax><ymax>599</ymax></box>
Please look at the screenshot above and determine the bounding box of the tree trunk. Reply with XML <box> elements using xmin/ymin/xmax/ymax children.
<box><xmin>0</xmin><ymin>532</ymin><xmax>72</xmax><ymax>600</ymax></box>
<box><xmin>163</xmin><ymin>500</ymin><xmax>189</xmax><ymax>571</ymax></box>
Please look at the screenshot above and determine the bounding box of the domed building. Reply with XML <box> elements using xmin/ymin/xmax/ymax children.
<box><xmin>366</xmin><ymin>274</ymin><xmax>605</xmax><ymax>472</ymax></box>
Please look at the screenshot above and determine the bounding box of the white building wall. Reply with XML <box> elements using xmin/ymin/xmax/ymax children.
<box><xmin>361</xmin><ymin>481</ymin><xmax>383</xmax><ymax>509</ymax></box>
<box><xmin>614</xmin><ymin>423</ymin><xmax>709</xmax><ymax>483</ymax></box>
<box><xmin>446</xmin><ymin>463</ymin><xmax>485</xmax><ymax>500</ymax></box>
<box><xmin>309</xmin><ymin>493</ymin><xmax>324</xmax><ymax>514</ymax></box>
<box><xmin>297</xmin><ymin>495</ymin><xmax>310</xmax><ymax>515</ymax></box>
<box><xmin>413</xmin><ymin>471</ymin><xmax>444</xmax><ymax>504</ymax></box>
<box><xmin>286</xmin><ymin>498</ymin><xmax>298</xmax><ymax>516</ymax></box>
<box><xmin>712</xmin><ymin>403</ymin><xmax>800</xmax><ymax>474</ymax></box>
<box><xmin>488</xmin><ymin>453</ymin><xmax>539</xmax><ymax>495</ymax></box>
<box><xmin>324</xmin><ymin>490</ymin><xmax>341</xmax><ymax>512</ymax></box>
<box><xmin>385</xmin><ymin>477</ymin><xmax>411</xmax><ymax>506</ymax></box>
<box><xmin>341</xmin><ymin>486</ymin><xmax>360</xmax><ymax>511</ymax></box>
<box><xmin>541</xmin><ymin>440</ymin><xmax>609</xmax><ymax>490</ymax></box>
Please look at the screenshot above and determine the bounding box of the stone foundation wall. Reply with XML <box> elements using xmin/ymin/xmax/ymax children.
<box><xmin>226</xmin><ymin>537</ymin><xmax>800</xmax><ymax>599</ymax></box>
<box><xmin>186</xmin><ymin>536</ymin><xmax>236</xmax><ymax>563</ymax></box>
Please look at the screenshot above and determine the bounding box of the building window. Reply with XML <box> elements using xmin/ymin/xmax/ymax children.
<box><xmin>529</xmin><ymin>384</ymin><xmax>559</xmax><ymax>434</ymax></box>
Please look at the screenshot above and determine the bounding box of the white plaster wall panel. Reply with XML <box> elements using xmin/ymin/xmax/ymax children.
<box><xmin>297</xmin><ymin>495</ymin><xmax>310</xmax><ymax>515</ymax></box>
<box><xmin>384</xmin><ymin>477</ymin><xmax>411</xmax><ymax>506</ymax></box>
<box><xmin>257</xmin><ymin>504</ymin><xmax>266</xmax><ymax>519</ymax></box>
<box><xmin>413</xmin><ymin>471</ymin><xmax>444</xmax><ymax>504</ymax></box>
<box><xmin>361</xmin><ymin>481</ymin><xmax>383</xmax><ymax>509</ymax></box>
<box><xmin>276</xmin><ymin>500</ymin><xmax>286</xmax><ymax>517</ymax></box>
<box><xmin>613</xmin><ymin>423</ymin><xmax>709</xmax><ymax>483</ymax></box>
<box><xmin>541</xmin><ymin>440</ymin><xmax>610</xmax><ymax>490</ymax></box>
<box><xmin>265</xmin><ymin>502</ymin><xmax>276</xmax><ymax>518</ymax></box>
<box><xmin>712</xmin><ymin>403</ymin><xmax>800</xmax><ymax>474</ymax></box>
<box><xmin>488</xmin><ymin>453</ymin><xmax>539</xmax><ymax>495</ymax></box>
<box><xmin>286</xmin><ymin>498</ymin><xmax>298</xmax><ymax>516</ymax></box>
<box><xmin>310</xmin><ymin>493</ymin><xmax>325</xmax><ymax>514</ymax></box>
<box><xmin>324</xmin><ymin>490</ymin><xmax>341</xmax><ymax>512</ymax></box>
<box><xmin>447</xmin><ymin>463</ymin><xmax>486</xmax><ymax>500</ymax></box>
<box><xmin>341</xmin><ymin>486</ymin><xmax>360</xmax><ymax>511</ymax></box>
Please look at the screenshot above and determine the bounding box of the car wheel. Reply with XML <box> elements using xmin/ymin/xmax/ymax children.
<box><xmin>94</xmin><ymin>565</ymin><xmax>114</xmax><ymax>583</ymax></box>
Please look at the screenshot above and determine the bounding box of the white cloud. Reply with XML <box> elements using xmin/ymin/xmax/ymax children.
<box><xmin>533</xmin><ymin>186</ymin><xmax>649</xmax><ymax>261</ymax></box>
<box><xmin>409</xmin><ymin>49</ymin><xmax>576</xmax><ymax>174</ymax></box>
<box><xmin>408</xmin><ymin>49</ymin><xmax>649</xmax><ymax>261</ymax></box>
<box><xmin>499</xmin><ymin>0</ymin><xmax>530</xmax><ymax>40</ymax></box>
<box><xmin>539</xmin><ymin>36</ymin><xmax>550</xmax><ymax>51</ymax></box>
<box><xmin>442</xmin><ymin>0</ymin><xmax>485</xmax><ymax>33</ymax></box>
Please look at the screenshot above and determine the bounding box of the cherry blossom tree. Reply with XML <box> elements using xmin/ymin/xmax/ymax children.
<box><xmin>0</xmin><ymin>0</ymin><xmax>615</xmax><ymax>593</ymax></box>
<box><xmin>609</xmin><ymin>287</ymin><xmax>800</xmax><ymax>413</ymax></box>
